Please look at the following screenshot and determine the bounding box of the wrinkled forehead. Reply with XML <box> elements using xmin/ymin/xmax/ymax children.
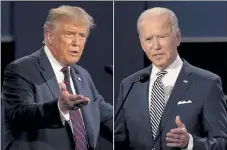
<box><xmin>139</xmin><ymin>14</ymin><xmax>173</xmax><ymax>34</ymax></box>
<box><xmin>53</xmin><ymin>17</ymin><xmax>89</xmax><ymax>32</ymax></box>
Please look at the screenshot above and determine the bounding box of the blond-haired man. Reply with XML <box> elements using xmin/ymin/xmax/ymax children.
<box><xmin>2</xmin><ymin>5</ymin><xmax>113</xmax><ymax>150</ymax></box>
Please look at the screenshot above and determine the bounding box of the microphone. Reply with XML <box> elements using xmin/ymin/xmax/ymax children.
<box><xmin>114</xmin><ymin>73</ymin><xmax>150</xmax><ymax>121</ymax></box>
<box><xmin>139</xmin><ymin>73</ymin><xmax>150</xmax><ymax>83</ymax></box>
<box><xmin>104</xmin><ymin>65</ymin><xmax>113</xmax><ymax>75</ymax></box>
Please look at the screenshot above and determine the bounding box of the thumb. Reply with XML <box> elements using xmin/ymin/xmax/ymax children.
<box><xmin>59</xmin><ymin>82</ymin><xmax>67</xmax><ymax>92</ymax></box>
<box><xmin>175</xmin><ymin>115</ymin><xmax>185</xmax><ymax>128</ymax></box>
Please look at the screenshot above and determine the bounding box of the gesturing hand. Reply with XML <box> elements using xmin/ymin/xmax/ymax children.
<box><xmin>59</xmin><ymin>82</ymin><xmax>90</xmax><ymax>114</ymax></box>
<box><xmin>166</xmin><ymin>116</ymin><xmax>190</xmax><ymax>148</ymax></box>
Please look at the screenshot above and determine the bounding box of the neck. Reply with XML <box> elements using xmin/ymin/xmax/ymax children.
<box><xmin>155</xmin><ymin>54</ymin><xmax>178</xmax><ymax>70</ymax></box>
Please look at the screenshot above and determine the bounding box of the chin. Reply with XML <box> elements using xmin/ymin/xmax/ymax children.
<box><xmin>64</xmin><ymin>60</ymin><xmax>77</xmax><ymax>65</ymax></box>
<box><xmin>68</xmin><ymin>57</ymin><xmax>80</xmax><ymax>64</ymax></box>
<box><xmin>70</xmin><ymin>60</ymin><xmax>79</xmax><ymax>64</ymax></box>
<box><xmin>153</xmin><ymin>61</ymin><xmax>167</xmax><ymax>69</ymax></box>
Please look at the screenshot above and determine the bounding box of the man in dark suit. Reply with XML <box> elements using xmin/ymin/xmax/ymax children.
<box><xmin>114</xmin><ymin>7</ymin><xmax>227</xmax><ymax>150</ymax></box>
<box><xmin>2</xmin><ymin>5</ymin><xmax>113</xmax><ymax>150</ymax></box>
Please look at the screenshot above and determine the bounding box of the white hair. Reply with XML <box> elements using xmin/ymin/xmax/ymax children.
<box><xmin>137</xmin><ymin>7</ymin><xmax>179</xmax><ymax>34</ymax></box>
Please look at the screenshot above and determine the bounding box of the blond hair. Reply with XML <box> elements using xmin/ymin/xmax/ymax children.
<box><xmin>44</xmin><ymin>5</ymin><xmax>95</xmax><ymax>31</ymax></box>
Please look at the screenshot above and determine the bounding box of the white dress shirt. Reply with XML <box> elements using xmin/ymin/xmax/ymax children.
<box><xmin>44</xmin><ymin>45</ymin><xmax>80</xmax><ymax>131</ymax></box>
<box><xmin>148</xmin><ymin>55</ymin><xmax>193</xmax><ymax>150</ymax></box>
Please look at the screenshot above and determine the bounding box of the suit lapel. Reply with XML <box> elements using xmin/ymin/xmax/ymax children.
<box><xmin>154</xmin><ymin>61</ymin><xmax>193</xmax><ymax>140</ymax></box>
<box><xmin>70</xmin><ymin>66</ymin><xmax>96</xmax><ymax>148</ymax></box>
<box><xmin>38</xmin><ymin>48</ymin><xmax>95</xmax><ymax>147</ymax></box>
<box><xmin>133</xmin><ymin>66</ymin><xmax>155</xmax><ymax>143</ymax></box>
<box><xmin>38</xmin><ymin>48</ymin><xmax>60</xmax><ymax>99</ymax></box>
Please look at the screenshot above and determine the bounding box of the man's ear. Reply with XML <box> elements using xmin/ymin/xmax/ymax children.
<box><xmin>139</xmin><ymin>35</ymin><xmax>146</xmax><ymax>53</ymax></box>
<box><xmin>176</xmin><ymin>29</ymin><xmax>181</xmax><ymax>47</ymax></box>
<box><xmin>46</xmin><ymin>30</ymin><xmax>54</xmax><ymax>45</ymax></box>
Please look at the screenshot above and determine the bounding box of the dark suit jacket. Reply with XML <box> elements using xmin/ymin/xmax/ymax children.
<box><xmin>115</xmin><ymin>61</ymin><xmax>227</xmax><ymax>150</ymax></box>
<box><xmin>2</xmin><ymin>47</ymin><xmax>113</xmax><ymax>150</ymax></box>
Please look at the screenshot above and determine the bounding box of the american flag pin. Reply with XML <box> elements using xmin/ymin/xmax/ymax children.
<box><xmin>78</xmin><ymin>77</ymin><xmax>81</xmax><ymax>81</ymax></box>
<box><xmin>183</xmin><ymin>80</ymin><xmax>188</xmax><ymax>83</ymax></box>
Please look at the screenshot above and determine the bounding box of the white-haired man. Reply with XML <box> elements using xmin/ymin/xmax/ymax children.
<box><xmin>115</xmin><ymin>7</ymin><xmax>227</xmax><ymax>150</ymax></box>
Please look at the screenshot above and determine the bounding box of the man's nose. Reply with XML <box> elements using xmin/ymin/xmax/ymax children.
<box><xmin>72</xmin><ymin>35</ymin><xmax>80</xmax><ymax>46</ymax></box>
<box><xmin>153</xmin><ymin>37</ymin><xmax>161</xmax><ymax>50</ymax></box>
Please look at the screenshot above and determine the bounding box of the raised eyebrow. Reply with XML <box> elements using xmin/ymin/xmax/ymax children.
<box><xmin>65</xmin><ymin>31</ymin><xmax>75</xmax><ymax>34</ymax></box>
<box><xmin>79</xmin><ymin>32</ymin><xmax>87</xmax><ymax>37</ymax></box>
<box><xmin>145</xmin><ymin>36</ymin><xmax>153</xmax><ymax>39</ymax></box>
<box><xmin>157</xmin><ymin>33</ymin><xmax>168</xmax><ymax>36</ymax></box>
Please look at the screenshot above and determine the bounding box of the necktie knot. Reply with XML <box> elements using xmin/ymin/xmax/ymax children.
<box><xmin>156</xmin><ymin>70</ymin><xmax>167</xmax><ymax>79</ymax></box>
<box><xmin>61</xmin><ymin>67</ymin><xmax>70</xmax><ymax>76</ymax></box>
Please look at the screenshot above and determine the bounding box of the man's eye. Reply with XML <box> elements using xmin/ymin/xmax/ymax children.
<box><xmin>158</xmin><ymin>35</ymin><xmax>166</xmax><ymax>39</ymax></box>
<box><xmin>65</xmin><ymin>32</ymin><xmax>73</xmax><ymax>37</ymax></box>
<box><xmin>145</xmin><ymin>37</ymin><xmax>152</xmax><ymax>41</ymax></box>
<box><xmin>79</xmin><ymin>33</ymin><xmax>86</xmax><ymax>38</ymax></box>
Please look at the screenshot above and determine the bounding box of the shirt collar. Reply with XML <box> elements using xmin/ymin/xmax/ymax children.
<box><xmin>44</xmin><ymin>45</ymin><xmax>67</xmax><ymax>73</ymax></box>
<box><xmin>150</xmin><ymin>54</ymin><xmax>183</xmax><ymax>78</ymax></box>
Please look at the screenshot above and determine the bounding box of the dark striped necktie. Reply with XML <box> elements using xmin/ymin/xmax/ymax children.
<box><xmin>61</xmin><ymin>67</ymin><xmax>88</xmax><ymax>150</ymax></box>
<box><xmin>149</xmin><ymin>70</ymin><xmax>167</xmax><ymax>140</ymax></box>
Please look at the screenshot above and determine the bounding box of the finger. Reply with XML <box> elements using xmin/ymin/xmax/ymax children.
<box><xmin>167</xmin><ymin>143</ymin><xmax>181</xmax><ymax>147</ymax></box>
<box><xmin>75</xmin><ymin>94</ymin><xmax>84</xmax><ymax>99</ymax></box>
<box><xmin>166</xmin><ymin>137</ymin><xmax>181</xmax><ymax>143</ymax></box>
<box><xmin>73</xmin><ymin>99</ymin><xmax>89</xmax><ymax>108</ymax></box>
<box><xmin>59</xmin><ymin>82</ymin><xmax>67</xmax><ymax>91</ymax></box>
<box><xmin>75</xmin><ymin>102</ymin><xmax>89</xmax><ymax>108</ymax></box>
<box><xmin>68</xmin><ymin>95</ymin><xmax>84</xmax><ymax>101</ymax></box>
<box><xmin>170</xmin><ymin>128</ymin><xmax>186</xmax><ymax>134</ymax></box>
<box><xmin>166</xmin><ymin>132</ymin><xmax>181</xmax><ymax>139</ymax></box>
<box><xmin>73</xmin><ymin>99</ymin><xmax>87</xmax><ymax>104</ymax></box>
<box><xmin>175</xmin><ymin>115</ymin><xmax>185</xmax><ymax>128</ymax></box>
<box><xmin>73</xmin><ymin>96</ymin><xmax>90</xmax><ymax>103</ymax></box>
<box><xmin>83</xmin><ymin>97</ymin><xmax>90</xmax><ymax>103</ymax></box>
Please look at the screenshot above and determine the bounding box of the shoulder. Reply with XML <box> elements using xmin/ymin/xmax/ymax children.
<box><xmin>72</xmin><ymin>64</ymin><xmax>90</xmax><ymax>76</ymax></box>
<box><xmin>4</xmin><ymin>50</ymin><xmax>40</xmax><ymax>75</ymax></box>
<box><xmin>186</xmin><ymin>62</ymin><xmax>220</xmax><ymax>83</ymax></box>
<box><xmin>71</xmin><ymin>64</ymin><xmax>94</xmax><ymax>83</ymax></box>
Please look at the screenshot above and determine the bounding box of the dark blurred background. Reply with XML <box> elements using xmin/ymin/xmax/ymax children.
<box><xmin>1</xmin><ymin>1</ymin><xmax>113</xmax><ymax>150</ymax></box>
<box><xmin>114</xmin><ymin>1</ymin><xmax>227</xmax><ymax>102</ymax></box>
<box><xmin>2</xmin><ymin>1</ymin><xmax>227</xmax><ymax>150</ymax></box>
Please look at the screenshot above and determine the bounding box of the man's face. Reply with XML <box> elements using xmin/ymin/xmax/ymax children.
<box><xmin>46</xmin><ymin>18</ymin><xmax>88</xmax><ymax>66</ymax></box>
<box><xmin>139</xmin><ymin>15</ymin><xmax>181</xmax><ymax>69</ymax></box>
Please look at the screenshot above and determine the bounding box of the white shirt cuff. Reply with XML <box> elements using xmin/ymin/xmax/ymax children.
<box><xmin>57</xmin><ymin>100</ymin><xmax>70</xmax><ymax>124</ymax></box>
<box><xmin>182</xmin><ymin>133</ymin><xmax>193</xmax><ymax>150</ymax></box>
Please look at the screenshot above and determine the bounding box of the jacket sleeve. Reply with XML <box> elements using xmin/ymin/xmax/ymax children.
<box><xmin>99</xmin><ymin>92</ymin><xmax>113</xmax><ymax>143</ymax></box>
<box><xmin>193</xmin><ymin>77</ymin><xmax>227</xmax><ymax>150</ymax></box>
<box><xmin>2</xmin><ymin>63</ymin><xmax>63</xmax><ymax>130</ymax></box>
